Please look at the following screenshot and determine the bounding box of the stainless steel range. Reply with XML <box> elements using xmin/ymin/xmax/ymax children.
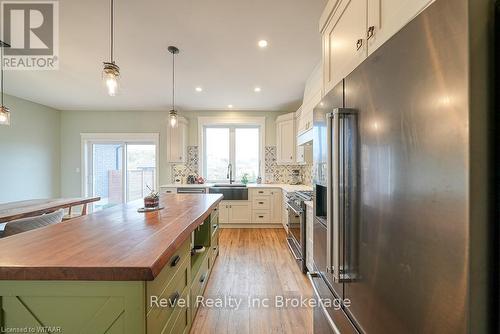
<box><xmin>286</xmin><ymin>190</ymin><xmax>312</xmax><ymax>273</ymax></box>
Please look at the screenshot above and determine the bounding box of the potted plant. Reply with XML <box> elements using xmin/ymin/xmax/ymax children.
<box><xmin>241</xmin><ymin>173</ymin><xmax>249</xmax><ymax>185</ymax></box>
<box><xmin>144</xmin><ymin>185</ymin><xmax>160</xmax><ymax>208</ymax></box>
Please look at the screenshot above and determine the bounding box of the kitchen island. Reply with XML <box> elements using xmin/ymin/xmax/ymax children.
<box><xmin>0</xmin><ymin>194</ymin><xmax>222</xmax><ymax>333</ymax></box>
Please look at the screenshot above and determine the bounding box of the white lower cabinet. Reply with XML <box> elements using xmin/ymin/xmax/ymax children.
<box><xmin>219</xmin><ymin>202</ymin><xmax>229</xmax><ymax>224</ymax></box>
<box><xmin>228</xmin><ymin>202</ymin><xmax>252</xmax><ymax>223</ymax></box>
<box><xmin>306</xmin><ymin>203</ymin><xmax>314</xmax><ymax>272</ymax></box>
<box><xmin>249</xmin><ymin>188</ymin><xmax>282</xmax><ymax>224</ymax></box>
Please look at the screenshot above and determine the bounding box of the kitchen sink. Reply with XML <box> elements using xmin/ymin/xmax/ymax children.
<box><xmin>209</xmin><ymin>186</ymin><xmax>248</xmax><ymax>200</ymax></box>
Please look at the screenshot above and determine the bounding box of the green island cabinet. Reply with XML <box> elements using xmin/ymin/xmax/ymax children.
<box><xmin>0</xmin><ymin>206</ymin><xmax>220</xmax><ymax>334</ymax></box>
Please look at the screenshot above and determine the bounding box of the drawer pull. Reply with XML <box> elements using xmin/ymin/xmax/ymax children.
<box><xmin>213</xmin><ymin>246</ymin><xmax>217</xmax><ymax>251</ymax></box>
<box><xmin>258</xmin><ymin>202</ymin><xmax>264</xmax><ymax>204</ymax></box>
<box><xmin>200</xmin><ymin>273</ymin><xmax>207</xmax><ymax>283</ymax></box>
<box><xmin>170</xmin><ymin>255</ymin><xmax>181</xmax><ymax>267</ymax></box>
<box><xmin>169</xmin><ymin>291</ymin><xmax>180</xmax><ymax>307</ymax></box>
<box><xmin>258</xmin><ymin>191</ymin><xmax>264</xmax><ymax>194</ymax></box>
<box><xmin>258</xmin><ymin>216</ymin><xmax>264</xmax><ymax>218</ymax></box>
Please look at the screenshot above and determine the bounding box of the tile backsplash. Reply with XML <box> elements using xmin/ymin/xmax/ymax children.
<box><xmin>171</xmin><ymin>146</ymin><xmax>199</xmax><ymax>183</ymax></box>
<box><xmin>264</xmin><ymin>146</ymin><xmax>312</xmax><ymax>185</ymax></box>
<box><xmin>171</xmin><ymin>145</ymin><xmax>312</xmax><ymax>185</ymax></box>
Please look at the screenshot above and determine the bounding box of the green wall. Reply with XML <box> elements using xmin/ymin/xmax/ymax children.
<box><xmin>60</xmin><ymin>110</ymin><xmax>288</xmax><ymax>197</ymax></box>
<box><xmin>0</xmin><ymin>95</ymin><xmax>61</xmax><ymax>203</ymax></box>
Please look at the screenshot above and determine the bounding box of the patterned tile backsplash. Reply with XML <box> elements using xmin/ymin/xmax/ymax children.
<box><xmin>171</xmin><ymin>145</ymin><xmax>313</xmax><ymax>185</ymax></box>
<box><xmin>171</xmin><ymin>146</ymin><xmax>199</xmax><ymax>183</ymax></box>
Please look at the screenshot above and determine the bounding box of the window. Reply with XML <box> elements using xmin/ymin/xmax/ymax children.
<box><xmin>200</xmin><ymin>118</ymin><xmax>264</xmax><ymax>183</ymax></box>
<box><xmin>82</xmin><ymin>134</ymin><xmax>159</xmax><ymax>211</ymax></box>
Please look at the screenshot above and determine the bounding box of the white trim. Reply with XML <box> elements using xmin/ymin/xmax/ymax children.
<box><xmin>197</xmin><ymin>117</ymin><xmax>266</xmax><ymax>182</ymax></box>
<box><xmin>80</xmin><ymin>133</ymin><xmax>160</xmax><ymax>201</ymax></box>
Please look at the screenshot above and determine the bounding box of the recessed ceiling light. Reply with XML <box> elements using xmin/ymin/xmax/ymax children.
<box><xmin>195</xmin><ymin>87</ymin><xmax>203</xmax><ymax>92</ymax></box>
<box><xmin>258</xmin><ymin>40</ymin><xmax>268</xmax><ymax>48</ymax></box>
<box><xmin>228</xmin><ymin>104</ymin><xmax>233</xmax><ymax>108</ymax></box>
<box><xmin>254</xmin><ymin>87</ymin><xmax>262</xmax><ymax>93</ymax></box>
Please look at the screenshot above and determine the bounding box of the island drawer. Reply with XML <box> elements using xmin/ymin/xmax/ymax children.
<box><xmin>157</xmin><ymin>286</ymin><xmax>190</xmax><ymax>334</ymax></box>
<box><xmin>147</xmin><ymin>256</ymin><xmax>190</xmax><ymax>332</ymax></box>
<box><xmin>166</xmin><ymin>293</ymin><xmax>191</xmax><ymax>334</ymax></box>
<box><xmin>191</xmin><ymin>253</ymin><xmax>210</xmax><ymax>318</ymax></box>
<box><xmin>147</xmin><ymin>238</ymin><xmax>190</xmax><ymax>310</ymax></box>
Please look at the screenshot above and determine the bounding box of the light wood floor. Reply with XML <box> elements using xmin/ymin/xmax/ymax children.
<box><xmin>190</xmin><ymin>228</ymin><xmax>313</xmax><ymax>334</ymax></box>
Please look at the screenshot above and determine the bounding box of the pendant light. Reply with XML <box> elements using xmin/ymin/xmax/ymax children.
<box><xmin>0</xmin><ymin>40</ymin><xmax>11</xmax><ymax>126</ymax></box>
<box><xmin>102</xmin><ymin>0</ymin><xmax>119</xmax><ymax>96</ymax></box>
<box><xmin>168</xmin><ymin>46</ymin><xmax>179</xmax><ymax>128</ymax></box>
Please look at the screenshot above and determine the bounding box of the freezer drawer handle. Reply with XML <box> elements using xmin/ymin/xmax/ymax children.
<box><xmin>307</xmin><ymin>272</ymin><xmax>341</xmax><ymax>334</ymax></box>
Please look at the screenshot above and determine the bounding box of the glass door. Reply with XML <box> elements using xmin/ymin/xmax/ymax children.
<box><xmin>89</xmin><ymin>143</ymin><xmax>125</xmax><ymax>211</ymax></box>
<box><xmin>86</xmin><ymin>141</ymin><xmax>157</xmax><ymax>211</ymax></box>
<box><xmin>126</xmin><ymin>144</ymin><xmax>157</xmax><ymax>202</ymax></box>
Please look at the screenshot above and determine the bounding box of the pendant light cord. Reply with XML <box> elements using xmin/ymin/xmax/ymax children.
<box><xmin>110</xmin><ymin>0</ymin><xmax>114</xmax><ymax>62</ymax></box>
<box><xmin>172</xmin><ymin>51</ymin><xmax>175</xmax><ymax>111</ymax></box>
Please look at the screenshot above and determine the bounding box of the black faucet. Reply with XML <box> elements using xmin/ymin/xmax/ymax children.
<box><xmin>227</xmin><ymin>163</ymin><xmax>235</xmax><ymax>184</ymax></box>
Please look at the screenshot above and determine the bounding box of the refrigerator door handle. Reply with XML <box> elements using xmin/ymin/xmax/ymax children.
<box><xmin>308</xmin><ymin>272</ymin><xmax>341</xmax><ymax>334</ymax></box>
<box><xmin>330</xmin><ymin>108</ymin><xmax>358</xmax><ymax>283</ymax></box>
<box><xmin>326</xmin><ymin>112</ymin><xmax>333</xmax><ymax>275</ymax></box>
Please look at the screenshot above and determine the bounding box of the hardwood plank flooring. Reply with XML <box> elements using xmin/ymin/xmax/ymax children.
<box><xmin>191</xmin><ymin>228</ymin><xmax>313</xmax><ymax>334</ymax></box>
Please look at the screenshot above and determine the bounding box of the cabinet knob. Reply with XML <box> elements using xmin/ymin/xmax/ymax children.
<box><xmin>367</xmin><ymin>26</ymin><xmax>375</xmax><ymax>40</ymax></box>
<box><xmin>356</xmin><ymin>39</ymin><xmax>363</xmax><ymax>51</ymax></box>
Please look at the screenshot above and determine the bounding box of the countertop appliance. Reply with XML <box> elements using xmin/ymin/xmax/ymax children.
<box><xmin>286</xmin><ymin>190</ymin><xmax>313</xmax><ymax>273</ymax></box>
<box><xmin>310</xmin><ymin>0</ymin><xmax>494</xmax><ymax>333</ymax></box>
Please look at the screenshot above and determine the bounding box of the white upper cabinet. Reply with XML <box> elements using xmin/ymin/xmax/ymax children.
<box><xmin>276</xmin><ymin>113</ymin><xmax>296</xmax><ymax>165</ymax></box>
<box><xmin>367</xmin><ymin>0</ymin><xmax>433</xmax><ymax>55</ymax></box>
<box><xmin>297</xmin><ymin>62</ymin><xmax>322</xmax><ymax>137</ymax></box>
<box><xmin>321</xmin><ymin>0</ymin><xmax>367</xmax><ymax>93</ymax></box>
<box><xmin>167</xmin><ymin>116</ymin><xmax>188</xmax><ymax>163</ymax></box>
<box><xmin>320</xmin><ymin>0</ymin><xmax>434</xmax><ymax>94</ymax></box>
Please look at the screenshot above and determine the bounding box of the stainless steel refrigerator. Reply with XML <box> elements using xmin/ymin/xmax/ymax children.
<box><xmin>310</xmin><ymin>0</ymin><xmax>494</xmax><ymax>332</ymax></box>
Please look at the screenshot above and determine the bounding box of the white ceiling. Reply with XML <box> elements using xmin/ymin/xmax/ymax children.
<box><xmin>4</xmin><ymin>0</ymin><xmax>327</xmax><ymax>111</ymax></box>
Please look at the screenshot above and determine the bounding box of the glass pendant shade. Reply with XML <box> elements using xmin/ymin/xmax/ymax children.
<box><xmin>103</xmin><ymin>62</ymin><xmax>120</xmax><ymax>96</ymax></box>
<box><xmin>169</xmin><ymin>110</ymin><xmax>178</xmax><ymax>128</ymax></box>
<box><xmin>0</xmin><ymin>106</ymin><xmax>10</xmax><ymax>126</ymax></box>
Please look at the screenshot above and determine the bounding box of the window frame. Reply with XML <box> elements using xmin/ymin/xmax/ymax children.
<box><xmin>198</xmin><ymin>117</ymin><xmax>265</xmax><ymax>183</ymax></box>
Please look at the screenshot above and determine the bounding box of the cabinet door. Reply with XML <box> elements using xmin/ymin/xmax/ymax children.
<box><xmin>367</xmin><ymin>0</ymin><xmax>432</xmax><ymax>55</ymax></box>
<box><xmin>228</xmin><ymin>202</ymin><xmax>251</xmax><ymax>224</ymax></box>
<box><xmin>323</xmin><ymin>0</ymin><xmax>367</xmax><ymax>94</ymax></box>
<box><xmin>270</xmin><ymin>190</ymin><xmax>282</xmax><ymax>222</ymax></box>
<box><xmin>168</xmin><ymin>122</ymin><xmax>187</xmax><ymax>163</ymax></box>
<box><xmin>277</xmin><ymin>119</ymin><xmax>295</xmax><ymax>164</ymax></box>
<box><xmin>219</xmin><ymin>203</ymin><xmax>229</xmax><ymax>224</ymax></box>
<box><xmin>296</xmin><ymin>145</ymin><xmax>305</xmax><ymax>164</ymax></box>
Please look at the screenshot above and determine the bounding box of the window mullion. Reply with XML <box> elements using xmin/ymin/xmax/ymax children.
<box><xmin>230</xmin><ymin>127</ymin><xmax>235</xmax><ymax>177</ymax></box>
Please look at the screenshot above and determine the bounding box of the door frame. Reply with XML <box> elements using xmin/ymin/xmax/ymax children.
<box><xmin>80</xmin><ymin>133</ymin><xmax>160</xmax><ymax>204</ymax></box>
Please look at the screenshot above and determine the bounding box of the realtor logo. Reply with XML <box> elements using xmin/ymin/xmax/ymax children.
<box><xmin>1</xmin><ymin>0</ymin><xmax>59</xmax><ymax>69</ymax></box>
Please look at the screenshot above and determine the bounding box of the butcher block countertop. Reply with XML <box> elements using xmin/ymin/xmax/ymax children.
<box><xmin>0</xmin><ymin>194</ymin><xmax>222</xmax><ymax>281</ymax></box>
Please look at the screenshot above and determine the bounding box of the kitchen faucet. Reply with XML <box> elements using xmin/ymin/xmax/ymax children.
<box><xmin>227</xmin><ymin>163</ymin><xmax>235</xmax><ymax>184</ymax></box>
